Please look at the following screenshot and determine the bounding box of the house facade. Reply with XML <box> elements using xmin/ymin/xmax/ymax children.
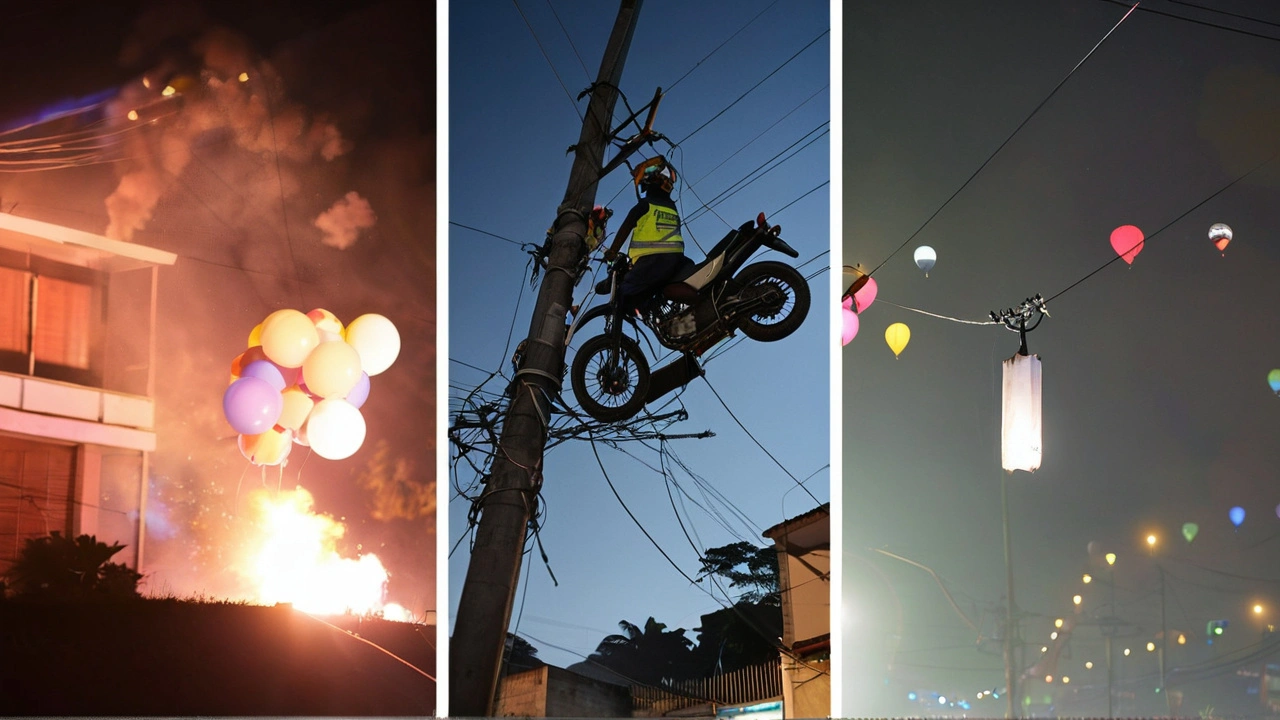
<box><xmin>763</xmin><ymin>504</ymin><xmax>830</xmax><ymax>718</ymax></box>
<box><xmin>0</xmin><ymin>213</ymin><xmax>174</xmax><ymax>574</ymax></box>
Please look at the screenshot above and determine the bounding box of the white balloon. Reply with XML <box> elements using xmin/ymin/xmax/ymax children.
<box><xmin>345</xmin><ymin>314</ymin><xmax>401</xmax><ymax>376</ymax></box>
<box><xmin>913</xmin><ymin>245</ymin><xmax>937</xmax><ymax>275</ymax></box>
<box><xmin>306</xmin><ymin>399</ymin><xmax>366</xmax><ymax>460</ymax></box>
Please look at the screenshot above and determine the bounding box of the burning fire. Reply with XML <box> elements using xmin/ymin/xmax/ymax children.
<box><xmin>241</xmin><ymin>487</ymin><xmax>390</xmax><ymax>616</ymax></box>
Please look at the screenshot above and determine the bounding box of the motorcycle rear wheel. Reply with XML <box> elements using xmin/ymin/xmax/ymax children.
<box><xmin>734</xmin><ymin>261</ymin><xmax>810</xmax><ymax>342</ymax></box>
<box><xmin>570</xmin><ymin>333</ymin><xmax>651</xmax><ymax>423</ymax></box>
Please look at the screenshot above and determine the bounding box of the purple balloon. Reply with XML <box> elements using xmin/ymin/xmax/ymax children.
<box><xmin>346</xmin><ymin>372</ymin><xmax>371</xmax><ymax>409</ymax></box>
<box><xmin>240</xmin><ymin>360</ymin><xmax>287</xmax><ymax>391</ymax></box>
<box><xmin>223</xmin><ymin>376</ymin><xmax>283</xmax><ymax>435</ymax></box>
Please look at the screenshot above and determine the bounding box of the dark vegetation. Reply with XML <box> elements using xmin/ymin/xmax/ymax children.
<box><xmin>0</xmin><ymin>532</ymin><xmax>435</xmax><ymax>715</ymax></box>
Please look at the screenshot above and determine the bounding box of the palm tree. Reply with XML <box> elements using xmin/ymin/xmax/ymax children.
<box><xmin>588</xmin><ymin>617</ymin><xmax>696</xmax><ymax>686</ymax></box>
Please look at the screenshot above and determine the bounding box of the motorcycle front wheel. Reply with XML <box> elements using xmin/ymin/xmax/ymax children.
<box><xmin>734</xmin><ymin>261</ymin><xmax>811</xmax><ymax>342</ymax></box>
<box><xmin>570</xmin><ymin>333</ymin><xmax>651</xmax><ymax>423</ymax></box>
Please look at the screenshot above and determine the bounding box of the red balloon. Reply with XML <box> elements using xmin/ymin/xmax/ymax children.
<box><xmin>1110</xmin><ymin>225</ymin><xmax>1144</xmax><ymax>265</ymax></box>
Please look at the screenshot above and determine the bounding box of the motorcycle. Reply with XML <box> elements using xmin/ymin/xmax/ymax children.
<box><xmin>566</xmin><ymin>212</ymin><xmax>811</xmax><ymax>422</ymax></box>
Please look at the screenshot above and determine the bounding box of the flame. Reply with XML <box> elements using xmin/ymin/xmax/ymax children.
<box><xmin>241</xmin><ymin>487</ymin><xmax>389</xmax><ymax>616</ymax></box>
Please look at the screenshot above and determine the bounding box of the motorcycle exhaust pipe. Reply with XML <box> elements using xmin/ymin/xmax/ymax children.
<box><xmin>644</xmin><ymin>354</ymin><xmax>704</xmax><ymax>405</ymax></box>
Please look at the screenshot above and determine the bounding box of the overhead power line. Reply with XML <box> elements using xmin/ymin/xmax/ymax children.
<box><xmin>512</xmin><ymin>0</ymin><xmax>584</xmax><ymax>121</ymax></box>
<box><xmin>677</xmin><ymin>28</ymin><xmax>829</xmax><ymax>146</ymax></box>
<box><xmin>1098</xmin><ymin>0</ymin><xmax>1280</xmax><ymax>42</ymax></box>
<box><xmin>864</xmin><ymin>3</ymin><xmax>1139</xmax><ymax>279</ymax></box>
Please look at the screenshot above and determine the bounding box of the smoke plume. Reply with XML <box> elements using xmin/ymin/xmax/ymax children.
<box><xmin>314</xmin><ymin>190</ymin><xmax>377</xmax><ymax>250</ymax></box>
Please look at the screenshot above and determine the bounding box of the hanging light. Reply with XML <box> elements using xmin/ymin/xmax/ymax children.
<box><xmin>1001</xmin><ymin>352</ymin><xmax>1042</xmax><ymax>472</ymax></box>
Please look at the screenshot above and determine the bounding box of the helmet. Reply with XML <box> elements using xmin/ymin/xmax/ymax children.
<box><xmin>633</xmin><ymin>157</ymin><xmax>676</xmax><ymax>196</ymax></box>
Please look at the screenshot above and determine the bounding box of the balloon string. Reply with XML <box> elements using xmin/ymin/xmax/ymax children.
<box><xmin>875</xmin><ymin>298</ymin><xmax>1000</xmax><ymax>326</ymax></box>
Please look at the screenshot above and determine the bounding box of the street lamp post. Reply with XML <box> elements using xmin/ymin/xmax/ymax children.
<box><xmin>1106</xmin><ymin>552</ymin><xmax>1117</xmax><ymax>719</ymax></box>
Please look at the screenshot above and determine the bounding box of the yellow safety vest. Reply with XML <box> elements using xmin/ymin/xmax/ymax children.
<box><xmin>629</xmin><ymin>203</ymin><xmax>684</xmax><ymax>260</ymax></box>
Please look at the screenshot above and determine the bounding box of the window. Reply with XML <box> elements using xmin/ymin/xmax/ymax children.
<box><xmin>0</xmin><ymin>266</ymin><xmax>32</xmax><ymax>371</ymax></box>
<box><xmin>0</xmin><ymin>259</ymin><xmax>102</xmax><ymax>386</ymax></box>
<box><xmin>35</xmin><ymin>276</ymin><xmax>92</xmax><ymax>370</ymax></box>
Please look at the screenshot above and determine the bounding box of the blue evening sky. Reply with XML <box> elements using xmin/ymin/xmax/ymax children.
<box><xmin>446</xmin><ymin>0</ymin><xmax>830</xmax><ymax>669</ymax></box>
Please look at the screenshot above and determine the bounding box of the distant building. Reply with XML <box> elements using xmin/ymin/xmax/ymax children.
<box><xmin>763</xmin><ymin>503</ymin><xmax>830</xmax><ymax>718</ymax></box>
<box><xmin>0</xmin><ymin>213</ymin><xmax>174</xmax><ymax>574</ymax></box>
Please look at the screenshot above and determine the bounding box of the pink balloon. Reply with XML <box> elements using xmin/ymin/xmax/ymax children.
<box><xmin>842</xmin><ymin>295</ymin><xmax>854</xmax><ymax>311</ymax></box>
<box><xmin>1110</xmin><ymin>225</ymin><xmax>1144</xmax><ymax>265</ymax></box>
<box><xmin>841</xmin><ymin>308</ymin><xmax>859</xmax><ymax>346</ymax></box>
<box><xmin>853</xmin><ymin>277</ymin><xmax>877</xmax><ymax>313</ymax></box>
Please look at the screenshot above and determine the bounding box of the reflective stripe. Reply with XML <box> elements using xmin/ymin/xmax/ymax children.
<box><xmin>629</xmin><ymin>203</ymin><xmax>684</xmax><ymax>260</ymax></box>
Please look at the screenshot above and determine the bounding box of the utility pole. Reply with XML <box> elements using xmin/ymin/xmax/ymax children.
<box><xmin>449</xmin><ymin>2</ymin><xmax>643</xmax><ymax>715</ymax></box>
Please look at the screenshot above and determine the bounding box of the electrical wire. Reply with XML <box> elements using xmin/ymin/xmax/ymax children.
<box><xmin>449</xmin><ymin>220</ymin><xmax>529</xmax><ymax>248</ymax></box>
<box><xmin>1098</xmin><ymin>0</ymin><xmax>1280</xmax><ymax>42</ymax></box>
<box><xmin>512</xmin><ymin>0</ymin><xmax>584</xmax><ymax>121</ymax></box>
<box><xmin>700</xmin><ymin>376</ymin><xmax>822</xmax><ymax>506</ymax></box>
<box><xmin>1166</xmin><ymin>0</ymin><xmax>1280</xmax><ymax>30</ymax></box>
<box><xmin>865</xmin><ymin>2</ymin><xmax>1139</xmax><ymax>278</ymax></box>
<box><xmin>664</xmin><ymin>0</ymin><xmax>783</xmax><ymax>94</ymax></box>
<box><xmin>1047</xmin><ymin>144</ymin><xmax>1280</xmax><ymax>303</ymax></box>
<box><xmin>676</xmin><ymin>28</ymin><xmax>829</xmax><ymax>146</ymax></box>
<box><xmin>543</xmin><ymin>0</ymin><xmax>592</xmax><ymax>79</ymax></box>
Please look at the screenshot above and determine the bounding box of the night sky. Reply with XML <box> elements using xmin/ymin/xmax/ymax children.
<box><xmin>0</xmin><ymin>0</ymin><xmax>435</xmax><ymax>616</ymax></box>
<box><xmin>846</xmin><ymin>1</ymin><xmax>1280</xmax><ymax>717</ymax></box>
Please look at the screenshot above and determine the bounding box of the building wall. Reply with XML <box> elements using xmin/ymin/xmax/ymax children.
<box><xmin>782</xmin><ymin>658</ymin><xmax>829</xmax><ymax>720</ymax></box>
<box><xmin>495</xmin><ymin>665</ymin><xmax>631</xmax><ymax>718</ymax></box>
<box><xmin>495</xmin><ymin>665</ymin><xmax>550</xmax><ymax>716</ymax></box>
<box><xmin>782</xmin><ymin>546</ymin><xmax>830</xmax><ymax>646</ymax></box>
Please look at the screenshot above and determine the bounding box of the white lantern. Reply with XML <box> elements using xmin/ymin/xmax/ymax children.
<box><xmin>1002</xmin><ymin>352</ymin><xmax>1042</xmax><ymax>472</ymax></box>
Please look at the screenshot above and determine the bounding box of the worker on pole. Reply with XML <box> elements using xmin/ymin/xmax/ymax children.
<box><xmin>601</xmin><ymin>157</ymin><xmax>692</xmax><ymax>313</ymax></box>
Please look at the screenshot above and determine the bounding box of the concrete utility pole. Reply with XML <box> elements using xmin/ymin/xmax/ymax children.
<box><xmin>449</xmin><ymin>2</ymin><xmax>643</xmax><ymax>715</ymax></box>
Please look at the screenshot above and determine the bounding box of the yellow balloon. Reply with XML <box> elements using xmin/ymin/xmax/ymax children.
<box><xmin>345</xmin><ymin>313</ymin><xmax>400</xmax><ymax>376</ymax></box>
<box><xmin>260</xmin><ymin>309</ymin><xmax>320</xmax><ymax>368</ymax></box>
<box><xmin>277</xmin><ymin>386</ymin><xmax>315</xmax><ymax>431</ymax></box>
<box><xmin>885</xmin><ymin>322</ymin><xmax>911</xmax><ymax>358</ymax></box>
<box><xmin>302</xmin><ymin>339</ymin><xmax>363</xmax><ymax>398</ymax></box>
<box><xmin>248</xmin><ymin>322</ymin><xmax>263</xmax><ymax>348</ymax></box>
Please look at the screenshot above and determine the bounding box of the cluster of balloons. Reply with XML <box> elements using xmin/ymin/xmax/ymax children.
<box><xmin>1177</xmin><ymin>503</ymin><xmax>1280</xmax><ymax>542</ymax></box>
<box><xmin>222</xmin><ymin>309</ymin><xmax>401</xmax><ymax>464</ymax></box>
<box><xmin>842</xmin><ymin>247</ymin><xmax>936</xmax><ymax>350</ymax></box>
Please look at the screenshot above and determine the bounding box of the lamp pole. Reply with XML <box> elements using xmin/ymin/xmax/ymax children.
<box><xmin>1106</xmin><ymin>552</ymin><xmax>1117</xmax><ymax>719</ymax></box>
<box><xmin>1001</xmin><ymin>471</ymin><xmax>1018</xmax><ymax>720</ymax></box>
